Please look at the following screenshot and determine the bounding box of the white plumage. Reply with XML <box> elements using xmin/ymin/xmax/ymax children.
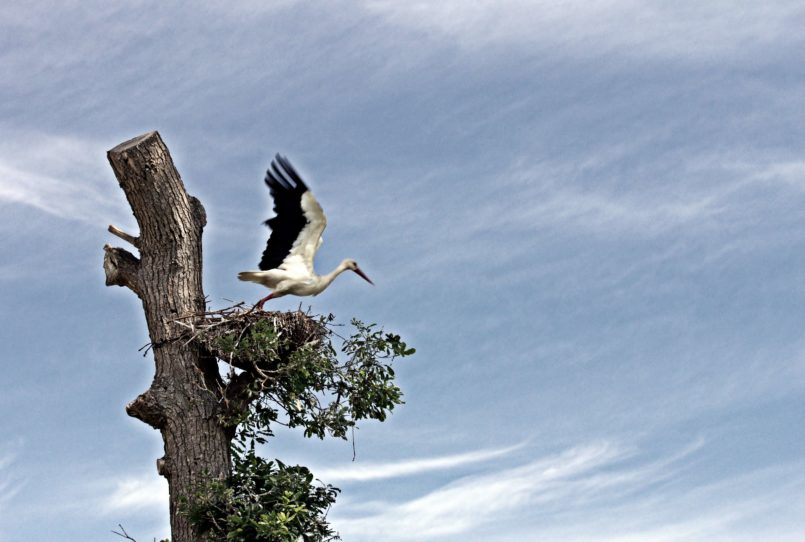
<box><xmin>238</xmin><ymin>155</ymin><xmax>373</xmax><ymax>309</ymax></box>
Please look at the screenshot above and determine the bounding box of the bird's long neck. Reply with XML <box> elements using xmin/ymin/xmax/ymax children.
<box><xmin>317</xmin><ymin>260</ymin><xmax>352</xmax><ymax>292</ymax></box>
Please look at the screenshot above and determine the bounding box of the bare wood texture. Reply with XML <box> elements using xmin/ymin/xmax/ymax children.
<box><xmin>108</xmin><ymin>224</ymin><xmax>141</xmax><ymax>248</ymax></box>
<box><xmin>103</xmin><ymin>132</ymin><xmax>226</xmax><ymax>542</ymax></box>
<box><xmin>103</xmin><ymin>245</ymin><xmax>141</xmax><ymax>295</ymax></box>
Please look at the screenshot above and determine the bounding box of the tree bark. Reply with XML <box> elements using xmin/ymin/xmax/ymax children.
<box><xmin>103</xmin><ymin>132</ymin><xmax>228</xmax><ymax>542</ymax></box>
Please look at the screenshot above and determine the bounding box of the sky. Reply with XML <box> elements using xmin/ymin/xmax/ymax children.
<box><xmin>2</xmin><ymin>1</ymin><xmax>805</xmax><ymax>540</ymax></box>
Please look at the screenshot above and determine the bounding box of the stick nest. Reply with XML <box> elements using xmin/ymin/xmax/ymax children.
<box><xmin>173</xmin><ymin>303</ymin><xmax>327</xmax><ymax>371</ymax></box>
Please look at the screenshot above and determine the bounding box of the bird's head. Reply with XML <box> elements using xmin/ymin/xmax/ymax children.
<box><xmin>344</xmin><ymin>259</ymin><xmax>374</xmax><ymax>285</ymax></box>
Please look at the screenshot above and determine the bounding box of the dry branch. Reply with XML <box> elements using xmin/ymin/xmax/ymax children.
<box><xmin>103</xmin><ymin>244</ymin><xmax>141</xmax><ymax>295</ymax></box>
<box><xmin>126</xmin><ymin>389</ymin><xmax>166</xmax><ymax>430</ymax></box>
<box><xmin>108</xmin><ymin>224</ymin><xmax>141</xmax><ymax>248</ymax></box>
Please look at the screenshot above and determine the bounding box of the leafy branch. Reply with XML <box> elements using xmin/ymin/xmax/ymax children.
<box><xmin>179</xmin><ymin>310</ymin><xmax>415</xmax><ymax>541</ymax></box>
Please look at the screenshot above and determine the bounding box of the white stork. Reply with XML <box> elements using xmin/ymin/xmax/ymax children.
<box><xmin>238</xmin><ymin>154</ymin><xmax>373</xmax><ymax>309</ymax></box>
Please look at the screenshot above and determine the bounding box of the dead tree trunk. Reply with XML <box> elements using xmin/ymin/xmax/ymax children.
<box><xmin>102</xmin><ymin>132</ymin><xmax>229</xmax><ymax>542</ymax></box>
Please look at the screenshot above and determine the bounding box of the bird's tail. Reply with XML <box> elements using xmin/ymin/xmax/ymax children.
<box><xmin>238</xmin><ymin>271</ymin><xmax>263</xmax><ymax>283</ymax></box>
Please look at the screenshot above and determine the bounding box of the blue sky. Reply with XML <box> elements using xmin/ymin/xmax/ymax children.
<box><xmin>2</xmin><ymin>1</ymin><xmax>805</xmax><ymax>540</ymax></box>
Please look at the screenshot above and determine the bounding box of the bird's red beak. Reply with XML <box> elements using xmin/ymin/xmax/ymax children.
<box><xmin>354</xmin><ymin>267</ymin><xmax>374</xmax><ymax>285</ymax></box>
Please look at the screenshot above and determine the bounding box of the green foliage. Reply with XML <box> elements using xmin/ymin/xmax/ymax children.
<box><xmin>184</xmin><ymin>449</ymin><xmax>339</xmax><ymax>542</ymax></box>
<box><xmin>226</xmin><ymin>316</ymin><xmax>415</xmax><ymax>441</ymax></box>
<box><xmin>184</xmin><ymin>315</ymin><xmax>414</xmax><ymax>541</ymax></box>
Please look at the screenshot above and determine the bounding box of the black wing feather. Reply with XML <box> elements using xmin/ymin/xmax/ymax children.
<box><xmin>258</xmin><ymin>154</ymin><xmax>310</xmax><ymax>270</ymax></box>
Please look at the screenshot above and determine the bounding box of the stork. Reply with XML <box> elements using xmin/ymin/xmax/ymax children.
<box><xmin>238</xmin><ymin>154</ymin><xmax>373</xmax><ymax>309</ymax></box>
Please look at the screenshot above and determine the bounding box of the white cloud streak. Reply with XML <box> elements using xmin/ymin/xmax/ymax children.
<box><xmin>364</xmin><ymin>0</ymin><xmax>804</xmax><ymax>59</ymax></box>
<box><xmin>315</xmin><ymin>443</ymin><xmax>522</xmax><ymax>482</ymax></box>
<box><xmin>102</xmin><ymin>475</ymin><xmax>168</xmax><ymax>513</ymax></box>
<box><xmin>336</xmin><ymin>441</ymin><xmax>632</xmax><ymax>538</ymax></box>
<box><xmin>0</xmin><ymin>132</ymin><xmax>128</xmax><ymax>226</ymax></box>
<box><xmin>336</xmin><ymin>440</ymin><xmax>805</xmax><ymax>542</ymax></box>
<box><xmin>0</xmin><ymin>450</ymin><xmax>23</xmax><ymax>519</ymax></box>
<box><xmin>468</xmin><ymin>149</ymin><xmax>805</xmax><ymax>240</ymax></box>
<box><xmin>352</xmin><ymin>143</ymin><xmax>805</xmax><ymax>296</ymax></box>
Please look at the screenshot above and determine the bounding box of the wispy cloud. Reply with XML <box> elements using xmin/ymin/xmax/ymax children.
<box><xmin>731</xmin><ymin>158</ymin><xmax>805</xmax><ymax>191</ymax></box>
<box><xmin>336</xmin><ymin>441</ymin><xmax>633</xmax><ymax>538</ymax></box>
<box><xmin>102</xmin><ymin>475</ymin><xmax>168</xmax><ymax>513</ymax></box>
<box><xmin>335</xmin><ymin>439</ymin><xmax>805</xmax><ymax>542</ymax></box>
<box><xmin>0</xmin><ymin>162</ymin><xmax>115</xmax><ymax>222</ymax></box>
<box><xmin>0</xmin><ymin>449</ymin><xmax>23</xmax><ymax>517</ymax></box>
<box><xmin>469</xmin><ymin>147</ymin><xmax>805</xmax><ymax>239</ymax></box>
<box><xmin>315</xmin><ymin>443</ymin><xmax>522</xmax><ymax>482</ymax></box>
<box><xmin>351</xmin><ymin>142</ymin><xmax>805</xmax><ymax>298</ymax></box>
<box><xmin>505</xmin><ymin>460</ymin><xmax>805</xmax><ymax>542</ymax></box>
<box><xmin>364</xmin><ymin>0</ymin><xmax>805</xmax><ymax>59</ymax></box>
<box><xmin>92</xmin><ymin>473</ymin><xmax>171</xmax><ymax>542</ymax></box>
<box><xmin>0</xmin><ymin>467</ymin><xmax>170</xmax><ymax>540</ymax></box>
<box><xmin>0</xmin><ymin>132</ymin><xmax>127</xmax><ymax>226</ymax></box>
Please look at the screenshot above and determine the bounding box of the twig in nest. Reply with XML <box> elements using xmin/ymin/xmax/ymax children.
<box><xmin>157</xmin><ymin>302</ymin><xmax>327</xmax><ymax>375</ymax></box>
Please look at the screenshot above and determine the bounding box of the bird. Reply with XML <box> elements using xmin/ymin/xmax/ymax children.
<box><xmin>238</xmin><ymin>154</ymin><xmax>374</xmax><ymax>309</ymax></box>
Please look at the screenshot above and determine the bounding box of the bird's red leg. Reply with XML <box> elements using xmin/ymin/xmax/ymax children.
<box><xmin>255</xmin><ymin>292</ymin><xmax>275</xmax><ymax>310</ymax></box>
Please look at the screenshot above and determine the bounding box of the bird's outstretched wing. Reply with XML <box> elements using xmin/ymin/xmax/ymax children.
<box><xmin>259</xmin><ymin>154</ymin><xmax>327</xmax><ymax>276</ymax></box>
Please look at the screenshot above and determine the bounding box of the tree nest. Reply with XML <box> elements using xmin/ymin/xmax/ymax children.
<box><xmin>173</xmin><ymin>304</ymin><xmax>327</xmax><ymax>372</ymax></box>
